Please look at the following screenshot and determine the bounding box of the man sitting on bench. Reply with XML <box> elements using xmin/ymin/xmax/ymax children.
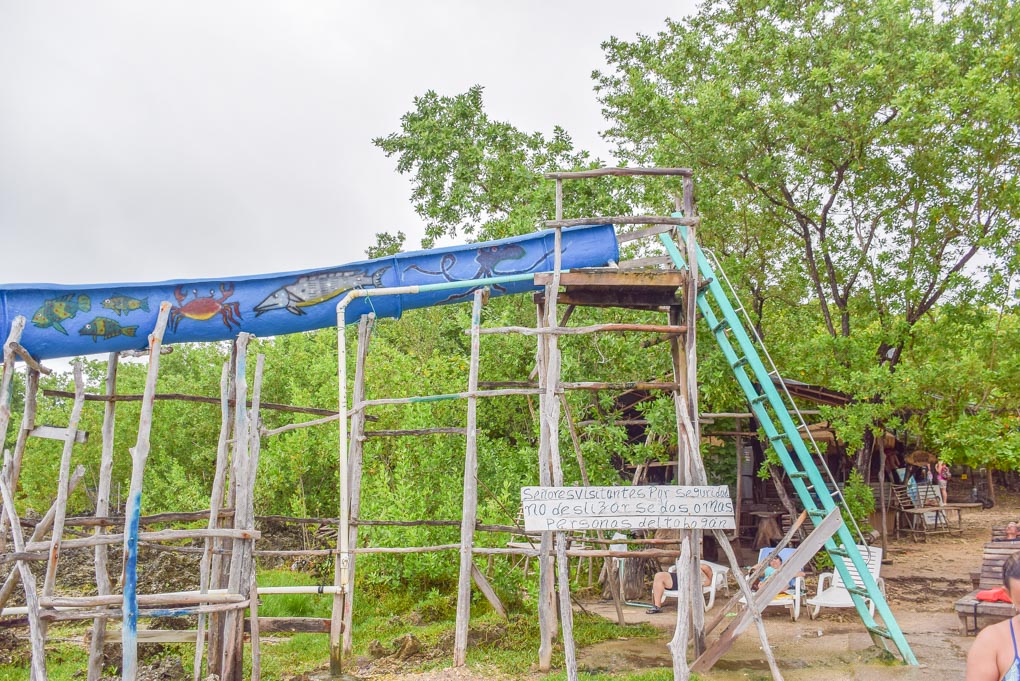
<box><xmin>994</xmin><ymin>522</ymin><xmax>1020</xmax><ymax>542</ymax></box>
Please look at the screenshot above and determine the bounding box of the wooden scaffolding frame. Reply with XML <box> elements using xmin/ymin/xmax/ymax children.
<box><xmin>0</xmin><ymin>167</ymin><xmax>798</xmax><ymax>681</ymax></box>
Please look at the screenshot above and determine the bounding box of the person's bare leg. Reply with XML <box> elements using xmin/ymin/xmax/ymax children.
<box><xmin>651</xmin><ymin>572</ymin><xmax>672</xmax><ymax>607</ymax></box>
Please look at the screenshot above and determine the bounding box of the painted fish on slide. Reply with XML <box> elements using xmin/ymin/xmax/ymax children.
<box><xmin>102</xmin><ymin>295</ymin><xmax>149</xmax><ymax>316</ymax></box>
<box><xmin>78</xmin><ymin>317</ymin><xmax>138</xmax><ymax>342</ymax></box>
<box><xmin>254</xmin><ymin>266</ymin><xmax>390</xmax><ymax>316</ymax></box>
<box><xmin>31</xmin><ymin>293</ymin><xmax>91</xmax><ymax>335</ymax></box>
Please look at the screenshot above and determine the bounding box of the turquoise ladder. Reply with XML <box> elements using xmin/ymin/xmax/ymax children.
<box><xmin>660</xmin><ymin>226</ymin><xmax>918</xmax><ymax>665</ymax></box>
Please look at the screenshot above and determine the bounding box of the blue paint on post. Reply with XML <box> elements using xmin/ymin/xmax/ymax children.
<box><xmin>122</xmin><ymin>490</ymin><xmax>142</xmax><ymax>674</ymax></box>
<box><xmin>145</xmin><ymin>608</ymin><xmax>197</xmax><ymax>618</ymax></box>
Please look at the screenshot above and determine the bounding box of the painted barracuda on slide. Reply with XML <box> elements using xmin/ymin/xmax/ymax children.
<box><xmin>0</xmin><ymin>223</ymin><xmax>618</xmax><ymax>361</ymax></box>
<box><xmin>254</xmin><ymin>267</ymin><xmax>390</xmax><ymax>316</ymax></box>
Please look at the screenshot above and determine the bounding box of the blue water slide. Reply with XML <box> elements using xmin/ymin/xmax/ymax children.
<box><xmin>0</xmin><ymin>224</ymin><xmax>618</xmax><ymax>361</ymax></box>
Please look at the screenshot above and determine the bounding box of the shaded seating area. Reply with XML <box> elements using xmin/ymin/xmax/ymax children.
<box><xmin>806</xmin><ymin>544</ymin><xmax>884</xmax><ymax>619</ymax></box>
<box><xmin>889</xmin><ymin>484</ymin><xmax>963</xmax><ymax>541</ymax></box>
<box><xmin>955</xmin><ymin>542</ymin><xmax>1020</xmax><ymax>634</ymax></box>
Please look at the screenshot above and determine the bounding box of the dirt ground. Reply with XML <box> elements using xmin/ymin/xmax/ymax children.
<box><xmin>363</xmin><ymin>492</ymin><xmax>1016</xmax><ymax>680</ymax></box>
<box><xmin>8</xmin><ymin>493</ymin><xmax>1014</xmax><ymax>680</ymax></box>
<box><xmin>576</xmin><ymin>492</ymin><xmax>1020</xmax><ymax>680</ymax></box>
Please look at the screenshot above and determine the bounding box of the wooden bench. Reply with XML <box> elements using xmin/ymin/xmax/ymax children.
<box><xmin>955</xmin><ymin>542</ymin><xmax>1020</xmax><ymax>634</ymax></box>
<box><xmin>968</xmin><ymin>526</ymin><xmax>1020</xmax><ymax>587</ymax></box>
<box><xmin>890</xmin><ymin>484</ymin><xmax>963</xmax><ymax>541</ymax></box>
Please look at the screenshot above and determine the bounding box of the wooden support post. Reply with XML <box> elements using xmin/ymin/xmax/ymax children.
<box><xmin>701</xmin><ymin>528</ymin><xmax>784</xmax><ymax>681</ymax></box>
<box><xmin>535</xmin><ymin>301</ymin><xmax>556</xmax><ymax>672</ymax></box>
<box><xmin>88</xmin><ymin>353</ymin><xmax>119</xmax><ymax>681</ymax></box>
<box><xmin>331</xmin><ymin>311</ymin><xmax>350</xmax><ymax>677</ymax></box>
<box><xmin>877</xmin><ymin>434</ymin><xmax>889</xmax><ymax>556</ymax></box>
<box><xmin>694</xmin><ymin>512</ymin><xmax>840</xmax><ymax>677</ymax></box>
<box><xmin>470</xmin><ymin>563</ymin><xmax>507</xmax><ymax>619</ymax></box>
<box><xmin>0</xmin><ymin>315</ymin><xmax>28</xmax><ymax>560</ymax></box>
<box><xmin>542</xmin><ymin>217</ymin><xmax>578</xmax><ymax>680</ymax></box>
<box><xmin>561</xmin><ymin>395</ymin><xmax>623</xmax><ymax>624</ymax></box>
<box><xmin>454</xmin><ymin>290</ymin><xmax>485</xmax><ymax>666</ymax></box>
<box><xmin>250</xmin><ymin>571</ymin><xmax>261</xmax><ymax>681</ymax></box>
<box><xmin>342</xmin><ymin>313</ymin><xmax>375</xmax><ymax>656</ymax></box>
<box><xmin>0</xmin><ymin>453</ymin><xmax>48</xmax><ymax>681</ymax></box>
<box><xmin>734</xmin><ymin>420</ymin><xmax>743</xmax><ymax>542</ymax></box>
<box><xmin>667</xmin><ymin>536</ymin><xmax>693</xmax><ymax>681</ymax></box>
<box><xmin>4</xmin><ymin>367</ymin><xmax>40</xmax><ymax>550</ymax></box>
<box><xmin>195</xmin><ymin>362</ymin><xmax>234</xmax><ymax>681</ymax></box>
<box><xmin>43</xmin><ymin>363</ymin><xmax>86</xmax><ymax>597</ymax></box>
<box><xmin>681</xmin><ymin>181</ymin><xmax>706</xmax><ymax>653</ymax></box>
<box><xmin>221</xmin><ymin>342</ymin><xmax>261</xmax><ymax>681</ymax></box>
<box><xmin>668</xmin><ymin>304</ymin><xmax>705</xmax><ymax>657</ymax></box>
<box><xmin>207</xmin><ymin>348</ymin><xmax>239</xmax><ymax>679</ymax></box>
<box><xmin>121</xmin><ymin>303</ymin><xmax>171</xmax><ymax>681</ymax></box>
<box><xmin>0</xmin><ymin>317</ymin><xmax>26</xmax><ymax>449</ymax></box>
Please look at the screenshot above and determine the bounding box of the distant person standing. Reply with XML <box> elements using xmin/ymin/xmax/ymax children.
<box><xmin>935</xmin><ymin>461</ymin><xmax>951</xmax><ymax>504</ymax></box>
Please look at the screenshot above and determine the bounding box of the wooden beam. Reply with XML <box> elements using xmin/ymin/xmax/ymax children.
<box><xmin>549</xmin><ymin>290</ymin><xmax>679</xmax><ymax>310</ymax></box>
<box><xmin>693</xmin><ymin>511</ymin><xmax>841</xmax><ymax>675</ymax></box>
<box><xmin>8</xmin><ymin>342</ymin><xmax>52</xmax><ymax>375</ymax></box>
<box><xmin>535</xmin><ymin>270</ymin><xmax>684</xmax><ymax>288</ymax></box>
<box><xmin>543</xmin><ymin>167</ymin><xmax>693</xmax><ymax>179</ymax></box>
<box><xmin>29</xmin><ymin>424</ymin><xmax>88</xmax><ymax>444</ymax></box>
<box><xmin>41</xmin><ymin>389</ymin><xmax>359</xmax><ymax>419</ymax></box>
<box><xmin>471</xmin><ymin>563</ymin><xmax>507</xmax><ymax>619</ymax></box>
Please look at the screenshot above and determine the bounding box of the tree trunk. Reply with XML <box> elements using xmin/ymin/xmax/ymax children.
<box><xmin>768</xmin><ymin>465</ymin><xmax>799</xmax><ymax>527</ymax></box>
<box><xmin>855</xmin><ymin>431</ymin><xmax>875</xmax><ymax>482</ymax></box>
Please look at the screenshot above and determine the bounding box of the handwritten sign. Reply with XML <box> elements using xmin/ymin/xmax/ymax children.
<box><xmin>520</xmin><ymin>485</ymin><xmax>735</xmax><ymax>532</ymax></box>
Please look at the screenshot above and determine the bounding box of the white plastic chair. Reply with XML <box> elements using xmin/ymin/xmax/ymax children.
<box><xmin>806</xmin><ymin>544</ymin><xmax>884</xmax><ymax>619</ymax></box>
<box><xmin>663</xmin><ymin>560</ymin><xmax>730</xmax><ymax>610</ymax></box>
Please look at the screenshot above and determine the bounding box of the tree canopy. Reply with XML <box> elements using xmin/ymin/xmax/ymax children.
<box><xmin>595</xmin><ymin>0</ymin><xmax>1020</xmax><ymax>470</ymax></box>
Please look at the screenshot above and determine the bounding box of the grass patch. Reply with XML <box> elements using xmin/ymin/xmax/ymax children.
<box><xmin>0</xmin><ymin>588</ymin><xmax>690</xmax><ymax>680</ymax></box>
<box><xmin>256</xmin><ymin>568</ymin><xmax>332</xmax><ymax>619</ymax></box>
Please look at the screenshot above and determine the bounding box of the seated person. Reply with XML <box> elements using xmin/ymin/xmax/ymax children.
<box><xmin>966</xmin><ymin>551</ymin><xmax>1020</xmax><ymax>680</ymax></box>
<box><xmin>994</xmin><ymin>521</ymin><xmax>1020</xmax><ymax>542</ymax></box>
<box><xmin>646</xmin><ymin>563</ymin><xmax>713</xmax><ymax>614</ymax></box>
<box><xmin>751</xmin><ymin>554</ymin><xmax>805</xmax><ymax>593</ymax></box>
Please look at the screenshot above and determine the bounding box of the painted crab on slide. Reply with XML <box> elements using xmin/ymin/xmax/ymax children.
<box><xmin>169</xmin><ymin>283</ymin><xmax>242</xmax><ymax>333</ymax></box>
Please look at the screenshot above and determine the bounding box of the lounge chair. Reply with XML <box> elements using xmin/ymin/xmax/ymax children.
<box><xmin>806</xmin><ymin>544</ymin><xmax>884</xmax><ymax>619</ymax></box>
<box><xmin>737</xmin><ymin>547</ymin><xmax>807</xmax><ymax>621</ymax></box>
<box><xmin>663</xmin><ymin>560</ymin><xmax>730</xmax><ymax>610</ymax></box>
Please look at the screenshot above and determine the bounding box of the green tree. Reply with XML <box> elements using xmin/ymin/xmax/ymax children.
<box><xmin>597</xmin><ymin>0</ymin><xmax>1020</xmax><ymax>473</ymax></box>
<box><xmin>373</xmin><ymin>85</ymin><xmax>656</xmax><ymax>247</ymax></box>
<box><xmin>598</xmin><ymin>0</ymin><xmax>1019</xmax><ymax>361</ymax></box>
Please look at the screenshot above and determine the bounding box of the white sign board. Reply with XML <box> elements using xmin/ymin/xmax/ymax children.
<box><xmin>521</xmin><ymin>485</ymin><xmax>736</xmax><ymax>532</ymax></box>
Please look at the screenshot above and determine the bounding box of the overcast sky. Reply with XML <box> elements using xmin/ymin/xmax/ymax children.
<box><xmin>0</xmin><ymin>2</ymin><xmax>693</xmax><ymax>287</ymax></box>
